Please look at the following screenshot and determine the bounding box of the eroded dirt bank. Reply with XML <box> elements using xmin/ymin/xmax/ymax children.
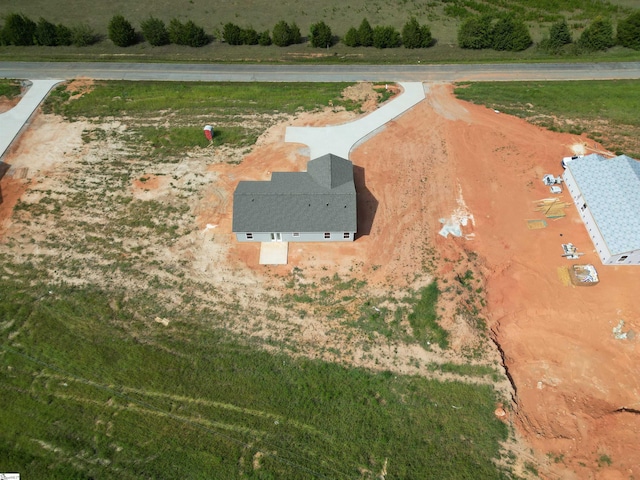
<box><xmin>423</xmin><ymin>85</ymin><xmax>639</xmax><ymax>479</ymax></box>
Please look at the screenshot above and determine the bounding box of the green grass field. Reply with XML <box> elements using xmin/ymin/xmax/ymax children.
<box><xmin>0</xmin><ymin>0</ymin><xmax>639</xmax><ymax>63</ymax></box>
<box><xmin>0</xmin><ymin>278</ymin><xmax>510</xmax><ymax>479</ymax></box>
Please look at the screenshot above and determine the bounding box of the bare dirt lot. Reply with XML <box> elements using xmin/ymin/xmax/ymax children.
<box><xmin>1</xmin><ymin>83</ymin><xmax>639</xmax><ymax>479</ymax></box>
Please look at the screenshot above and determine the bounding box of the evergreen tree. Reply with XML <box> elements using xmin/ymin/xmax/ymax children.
<box><xmin>141</xmin><ymin>17</ymin><xmax>169</xmax><ymax>46</ymax></box>
<box><xmin>258</xmin><ymin>30</ymin><xmax>272</xmax><ymax>46</ymax></box>
<box><xmin>290</xmin><ymin>22</ymin><xmax>301</xmax><ymax>44</ymax></box>
<box><xmin>108</xmin><ymin>15</ymin><xmax>137</xmax><ymax>47</ymax></box>
<box><xmin>55</xmin><ymin>24</ymin><xmax>73</xmax><ymax>46</ymax></box>
<box><xmin>372</xmin><ymin>25</ymin><xmax>401</xmax><ymax>49</ymax></box>
<box><xmin>168</xmin><ymin>19</ymin><xmax>208</xmax><ymax>47</ymax></box>
<box><xmin>343</xmin><ymin>27</ymin><xmax>359</xmax><ymax>47</ymax></box>
<box><xmin>223</xmin><ymin>23</ymin><xmax>244</xmax><ymax>45</ymax></box>
<box><xmin>402</xmin><ymin>17</ymin><xmax>432</xmax><ymax>48</ymax></box>
<box><xmin>458</xmin><ymin>15</ymin><xmax>493</xmax><ymax>49</ymax></box>
<box><xmin>491</xmin><ymin>16</ymin><xmax>531</xmax><ymax>51</ymax></box>
<box><xmin>549</xmin><ymin>19</ymin><xmax>572</xmax><ymax>49</ymax></box>
<box><xmin>183</xmin><ymin>20</ymin><xmax>208</xmax><ymax>47</ymax></box>
<box><xmin>3</xmin><ymin>13</ymin><xmax>36</xmax><ymax>46</ymax></box>
<box><xmin>243</xmin><ymin>27</ymin><xmax>259</xmax><ymax>45</ymax></box>
<box><xmin>168</xmin><ymin>18</ymin><xmax>184</xmax><ymax>45</ymax></box>
<box><xmin>579</xmin><ymin>17</ymin><xmax>614</xmax><ymax>51</ymax></box>
<box><xmin>310</xmin><ymin>21</ymin><xmax>333</xmax><ymax>48</ymax></box>
<box><xmin>35</xmin><ymin>17</ymin><xmax>58</xmax><ymax>46</ymax></box>
<box><xmin>358</xmin><ymin>18</ymin><xmax>373</xmax><ymax>47</ymax></box>
<box><xmin>272</xmin><ymin>20</ymin><xmax>298</xmax><ymax>46</ymax></box>
<box><xmin>70</xmin><ymin>24</ymin><xmax>97</xmax><ymax>47</ymax></box>
<box><xmin>617</xmin><ymin>10</ymin><xmax>640</xmax><ymax>50</ymax></box>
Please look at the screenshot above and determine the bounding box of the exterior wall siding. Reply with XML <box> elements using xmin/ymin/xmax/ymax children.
<box><xmin>235</xmin><ymin>232</ymin><xmax>354</xmax><ymax>243</ymax></box>
<box><xmin>563</xmin><ymin>169</ymin><xmax>640</xmax><ymax>265</ymax></box>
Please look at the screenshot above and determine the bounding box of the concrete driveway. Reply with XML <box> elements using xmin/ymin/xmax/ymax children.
<box><xmin>0</xmin><ymin>79</ymin><xmax>61</xmax><ymax>161</ymax></box>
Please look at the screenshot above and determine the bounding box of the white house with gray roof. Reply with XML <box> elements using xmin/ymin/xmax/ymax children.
<box><xmin>563</xmin><ymin>153</ymin><xmax>640</xmax><ymax>265</ymax></box>
<box><xmin>232</xmin><ymin>154</ymin><xmax>357</xmax><ymax>242</ymax></box>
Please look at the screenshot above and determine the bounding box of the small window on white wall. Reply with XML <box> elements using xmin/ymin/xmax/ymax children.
<box><xmin>293</xmin><ymin>232</ymin><xmax>300</xmax><ymax>237</ymax></box>
<box><xmin>246</xmin><ymin>233</ymin><xmax>253</xmax><ymax>239</ymax></box>
<box><xmin>619</xmin><ymin>255</ymin><xmax>629</xmax><ymax>262</ymax></box>
<box><xmin>343</xmin><ymin>232</ymin><xmax>350</xmax><ymax>239</ymax></box>
<box><xmin>324</xmin><ymin>232</ymin><xmax>330</xmax><ymax>239</ymax></box>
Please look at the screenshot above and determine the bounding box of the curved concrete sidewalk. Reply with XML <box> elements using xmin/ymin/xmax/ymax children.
<box><xmin>285</xmin><ymin>82</ymin><xmax>425</xmax><ymax>159</ymax></box>
<box><xmin>0</xmin><ymin>79</ymin><xmax>62</xmax><ymax>161</ymax></box>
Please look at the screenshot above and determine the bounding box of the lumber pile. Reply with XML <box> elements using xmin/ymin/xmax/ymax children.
<box><xmin>534</xmin><ymin>198</ymin><xmax>572</xmax><ymax>219</ymax></box>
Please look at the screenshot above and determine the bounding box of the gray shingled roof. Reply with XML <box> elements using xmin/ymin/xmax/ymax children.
<box><xmin>568</xmin><ymin>154</ymin><xmax>640</xmax><ymax>255</ymax></box>
<box><xmin>232</xmin><ymin>154</ymin><xmax>357</xmax><ymax>233</ymax></box>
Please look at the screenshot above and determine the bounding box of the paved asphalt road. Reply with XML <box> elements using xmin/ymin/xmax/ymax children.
<box><xmin>1</xmin><ymin>61</ymin><xmax>640</xmax><ymax>82</ymax></box>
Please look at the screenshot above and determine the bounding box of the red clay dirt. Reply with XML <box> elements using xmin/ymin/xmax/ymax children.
<box><xmin>2</xmin><ymin>83</ymin><xmax>639</xmax><ymax>479</ymax></box>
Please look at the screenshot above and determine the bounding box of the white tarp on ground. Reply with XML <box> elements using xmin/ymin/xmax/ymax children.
<box><xmin>438</xmin><ymin>184</ymin><xmax>475</xmax><ymax>239</ymax></box>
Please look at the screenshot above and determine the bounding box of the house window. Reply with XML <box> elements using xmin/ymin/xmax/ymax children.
<box><xmin>619</xmin><ymin>255</ymin><xmax>629</xmax><ymax>262</ymax></box>
<box><xmin>293</xmin><ymin>232</ymin><xmax>300</xmax><ymax>237</ymax></box>
<box><xmin>343</xmin><ymin>232</ymin><xmax>350</xmax><ymax>239</ymax></box>
<box><xmin>324</xmin><ymin>232</ymin><xmax>331</xmax><ymax>239</ymax></box>
<box><xmin>246</xmin><ymin>233</ymin><xmax>253</xmax><ymax>239</ymax></box>
<box><xmin>581</xmin><ymin>203</ymin><xmax>587</xmax><ymax>211</ymax></box>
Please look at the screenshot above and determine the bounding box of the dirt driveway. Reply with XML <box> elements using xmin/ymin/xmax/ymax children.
<box><xmin>1</xmin><ymin>82</ymin><xmax>638</xmax><ymax>479</ymax></box>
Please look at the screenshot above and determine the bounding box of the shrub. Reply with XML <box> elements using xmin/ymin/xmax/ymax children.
<box><xmin>243</xmin><ymin>27</ymin><xmax>259</xmax><ymax>45</ymax></box>
<box><xmin>34</xmin><ymin>17</ymin><xmax>58</xmax><ymax>46</ymax></box>
<box><xmin>258</xmin><ymin>30</ymin><xmax>271</xmax><ymax>46</ymax></box>
<box><xmin>310</xmin><ymin>21</ymin><xmax>333</xmax><ymax>48</ymax></box>
<box><xmin>579</xmin><ymin>17</ymin><xmax>614</xmax><ymax>51</ymax></box>
<box><xmin>3</xmin><ymin>13</ymin><xmax>36</xmax><ymax>46</ymax></box>
<box><xmin>358</xmin><ymin>18</ymin><xmax>373</xmax><ymax>47</ymax></box>
<box><xmin>491</xmin><ymin>16</ymin><xmax>532</xmax><ymax>51</ymax></box>
<box><xmin>141</xmin><ymin>17</ymin><xmax>169</xmax><ymax>46</ymax></box>
<box><xmin>343</xmin><ymin>27</ymin><xmax>359</xmax><ymax>47</ymax></box>
<box><xmin>372</xmin><ymin>25</ymin><xmax>401</xmax><ymax>49</ymax></box>
<box><xmin>223</xmin><ymin>22</ymin><xmax>243</xmax><ymax>45</ymax></box>
<box><xmin>458</xmin><ymin>15</ymin><xmax>493</xmax><ymax>49</ymax></box>
<box><xmin>55</xmin><ymin>24</ymin><xmax>73</xmax><ymax>46</ymax></box>
<box><xmin>272</xmin><ymin>20</ymin><xmax>300</xmax><ymax>47</ymax></box>
<box><xmin>617</xmin><ymin>10</ymin><xmax>640</xmax><ymax>50</ymax></box>
<box><xmin>70</xmin><ymin>24</ymin><xmax>97</xmax><ymax>47</ymax></box>
<box><xmin>402</xmin><ymin>17</ymin><xmax>433</xmax><ymax>48</ymax></box>
<box><xmin>108</xmin><ymin>15</ymin><xmax>137</xmax><ymax>47</ymax></box>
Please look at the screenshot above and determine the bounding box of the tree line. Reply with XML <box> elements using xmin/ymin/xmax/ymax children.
<box><xmin>2</xmin><ymin>11</ymin><xmax>639</xmax><ymax>52</ymax></box>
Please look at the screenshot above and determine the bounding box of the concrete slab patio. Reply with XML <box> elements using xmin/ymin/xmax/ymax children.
<box><xmin>0</xmin><ymin>79</ymin><xmax>62</xmax><ymax>161</ymax></box>
<box><xmin>259</xmin><ymin>242</ymin><xmax>289</xmax><ymax>265</ymax></box>
<box><xmin>285</xmin><ymin>82</ymin><xmax>425</xmax><ymax>159</ymax></box>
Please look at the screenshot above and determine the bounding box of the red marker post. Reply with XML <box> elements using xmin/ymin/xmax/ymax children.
<box><xmin>203</xmin><ymin>125</ymin><xmax>213</xmax><ymax>142</ymax></box>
